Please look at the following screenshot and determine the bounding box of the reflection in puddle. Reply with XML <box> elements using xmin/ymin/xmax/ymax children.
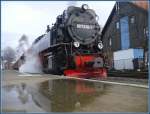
<box><xmin>2</xmin><ymin>83</ymin><xmax>45</xmax><ymax>112</ymax></box>
<box><xmin>2</xmin><ymin>79</ymin><xmax>105</xmax><ymax>112</ymax></box>
<box><xmin>36</xmin><ymin>79</ymin><xmax>105</xmax><ymax>112</ymax></box>
<box><xmin>2</xmin><ymin>79</ymin><xmax>148</xmax><ymax>112</ymax></box>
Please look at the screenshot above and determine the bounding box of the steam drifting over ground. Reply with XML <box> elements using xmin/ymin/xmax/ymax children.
<box><xmin>19</xmin><ymin>48</ymin><xmax>43</xmax><ymax>74</ymax></box>
<box><xmin>16</xmin><ymin>35</ymin><xmax>43</xmax><ymax>74</ymax></box>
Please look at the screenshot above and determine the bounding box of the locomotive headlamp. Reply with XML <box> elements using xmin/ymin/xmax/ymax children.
<box><xmin>82</xmin><ymin>4</ymin><xmax>89</xmax><ymax>10</ymax></box>
<box><xmin>98</xmin><ymin>42</ymin><xmax>103</xmax><ymax>49</ymax></box>
<box><xmin>74</xmin><ymin>42</ymin><xmax>80</xmax><ymax>48</ymax></box>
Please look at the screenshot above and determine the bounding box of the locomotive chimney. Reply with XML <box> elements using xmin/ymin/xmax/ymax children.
<box><xmin>46</xmin><ymin>25</ymin><xmax>50</xmax><ymax>33</ymax></box>
<box><xmin>81</xmin><ymin>4</ymin><xmax>89</xmax><ymax>11</ymax></box>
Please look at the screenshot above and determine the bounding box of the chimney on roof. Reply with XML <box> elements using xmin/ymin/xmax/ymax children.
<box><xmin>131</xmin><ymin>1</ymin><xmax>148</xmax><ymax>10</ymax></box>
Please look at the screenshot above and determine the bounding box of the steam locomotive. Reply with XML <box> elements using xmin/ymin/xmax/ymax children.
<box><xmin>31</xmin><ymin>4</ymin><xmax>107</xmax><ymax>78</ymax></box>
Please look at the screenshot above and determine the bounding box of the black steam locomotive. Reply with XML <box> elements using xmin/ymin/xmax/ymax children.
<box><xmin>32</xmin><ymin>4</ymin><xmax>107</xmax><ymax>78</ymax></box>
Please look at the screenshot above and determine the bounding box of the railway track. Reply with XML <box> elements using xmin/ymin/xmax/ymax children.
<box><xmin>108</xmin><ymin>70</ymin><xmax>148</xmax><ymax>79</ymax></box>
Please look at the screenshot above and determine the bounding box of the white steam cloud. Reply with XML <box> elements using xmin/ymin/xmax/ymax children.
<box><xmin>17</xmin><ymin>35</ymin><xmax>43</xmax><ymax>74</ymax></box>
<box><xmin>19</xmin><ymin>48</ymin><xmax>43</xmax><ymax>74</ymax></box>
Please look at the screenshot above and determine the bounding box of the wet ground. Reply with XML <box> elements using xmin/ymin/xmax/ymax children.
<box><xmin>1</xmin><ymin>70</ymin><xmax>148</xmax><ymax>112</ymax></box>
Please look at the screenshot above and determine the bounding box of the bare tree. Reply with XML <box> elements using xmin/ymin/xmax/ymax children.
<box><xmin>19</xmin><ymin>34</ymin><xmax>28</xmax><ymax>44</ymax></box>
<box><xmin>16</xmin><ymin>34</ymin><xmax>29</xmax><ymax>59</ymax></box>
<box><xmin>3</xmin><ymin>46</ymin><xmax>16</xmax><ymax>63</ymax></box>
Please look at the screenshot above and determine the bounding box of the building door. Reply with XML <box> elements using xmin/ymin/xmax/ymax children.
<box><xmin>120</xmin><ymin>16</ymin><xmax>130</xmax><ymax>49</ymax></box>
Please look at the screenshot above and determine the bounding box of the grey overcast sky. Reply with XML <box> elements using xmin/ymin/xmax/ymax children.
<box><xmin>1</xmin><ymin>1</ymin><xmax>115</xmax><ymax>50</ymax></box>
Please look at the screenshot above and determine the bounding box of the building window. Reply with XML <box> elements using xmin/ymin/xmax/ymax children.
<box><xmin>116</xmin><ymin>22</ymin><xmax>119</xmax><ymax>29</ymax></box>
<box><xmin>109</xmin><ymin>38</ymin><xmax>112</xmax><ymax>46</ymax></box>
<box><xmin>130</xmin><ymin>16</ymin><xmax>135</xmax><ymax>24</ymax></box>
<box><xmin>144</xmin><ymin>27</ymin><xmax>149</xmax><ymax>38</ymax></box>
<box><xmin>116</xmin><ymin>2</ymin><xmax>120</xmax><ymax>11</ymax></box>
<box><xmin>146</xmin><ymin>27</ymin><xmax>149</xmax><ymax>37</ymax></box>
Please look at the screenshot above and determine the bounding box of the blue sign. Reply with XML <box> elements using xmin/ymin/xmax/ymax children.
<box><xmin>133</xmin><ymin>49</ymin><xmax>144</xmax><ymax>58</ymax></box>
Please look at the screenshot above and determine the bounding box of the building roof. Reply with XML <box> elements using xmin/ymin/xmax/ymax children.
<box><xmin>132</xmin><ymin>1</ymin><xmax>148</xmax><ymax>10</ymax></box>
<box><xmin>101</xmin><ymin>2</ymin><xmax>116</xmax><ymax>37</ymax></box>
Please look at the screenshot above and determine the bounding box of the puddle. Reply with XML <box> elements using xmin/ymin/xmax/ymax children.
<box><xmin>2</xmin><ymin>79</ymin><xmax>148</xmax><ymax>112</ymax></box>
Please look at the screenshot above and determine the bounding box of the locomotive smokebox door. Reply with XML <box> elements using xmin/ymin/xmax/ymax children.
<box><xmin>67</xmin><ymin>4</ymin><xmax>100</xmax><ymax>45</ymax></box>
